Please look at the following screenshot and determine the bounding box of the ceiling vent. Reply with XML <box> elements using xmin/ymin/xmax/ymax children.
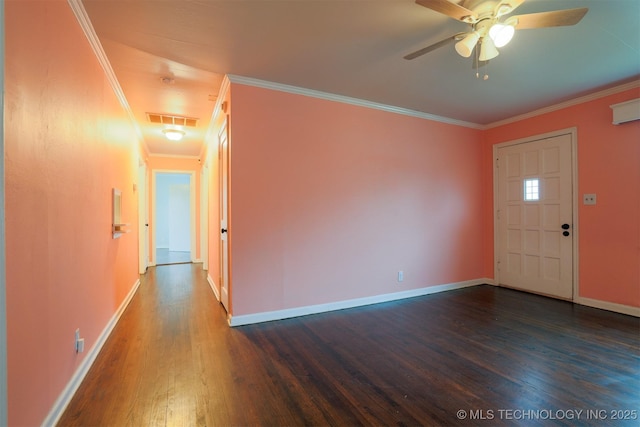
<box><xmin>146</xmin><ymin>113</ymin><xmax>198</xmax><ymax>127</ymax></box>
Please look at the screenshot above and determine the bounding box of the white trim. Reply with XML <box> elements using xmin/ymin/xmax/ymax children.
<box><xmin>225</xmin><ymin>75</ymin><xmax>639</xmax><ymax>131</ymax></box>
<box><xmin>137</xmin><ymin>162</ymin><xmax>148</xmax><ymax>274</ymax></box>
<box><xmin>151</xmin><ymin>170</ymin><xmax>197</xmax><ymax>264</ymax></box>
<box><xmin>576</xmin><ymin>297</ymin><xmax>640</xmax><ymax>318</ymax></box>
<box><xmin>200</xmin><ymin>163</ymin><xmax>209</xmax><ymax>271</ymax></box>
<box><xmin>492</xmin><ymin>127</ymin><xmax>579</xmax><ymax>301</ymax></box>
<box><xmin>148</xmin><ymin>153</ymin><xmax>201</xmax><ymax>160</ymax></box>
<box><xmin>228</xmin><ymin>278</ymin><xmax>490</xmax><ymax>327</ymax></box>
<box><xmin>486</xmin><ymin>80</ymin><xmax>640</xmax><ymax>129</ymax></box>
<box><xmin>67</xmin><ymin>0</ymin><xmax>147</xmax><ymax>154</ymax></box>
<box><xmin>207</xmin><ymin>275</ymin><xmax>220</xmax><ymax>301</ymax></box>
<box><xmin>201</xmin><ymin>75</ymin><xmax>231</xmax><ymax>161</ymax></box>
<box><xmin>226</xmin><ymin>74</ymin><xmax>483</xmax><ymax>130</ymax></box>
<box><xmin>42</xmin><ymin>278</ymin><xmax>141</xmax><ymax>427</ymax></box>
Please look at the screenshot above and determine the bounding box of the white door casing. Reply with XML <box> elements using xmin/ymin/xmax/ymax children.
<box><xmin>201</xmin><ymin>163</ymin><xmax>209</xmax><ymax>271</ymax></box>
<box><xmin>495</xmin><ymin>130</ymin><xmax>577</xmax><ymax>300</ymax></box>
<box><xmin>150</xmin><ymin>170</ymin><xmax>197</xmax><ymax>265</ymax></box>
<box><xmin>219</xmin><ymin>120</ymin><xmax>230</xmax><ymax>312</ymax></box>
<box><xmin>137</xmin><ymin>162</ymin><xmax>149</xmax><ymax>274</ymax></box>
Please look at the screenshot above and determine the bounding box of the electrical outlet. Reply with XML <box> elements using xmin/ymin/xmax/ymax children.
<box><xmin>583</xmin><ymin>194</ymin><xmax>597</xmax><ymax>205</ymax></box>
<box><xmin>398</xmin><ymin>271</ymin><xmax>404</xmax><ymax>283</ymax></box>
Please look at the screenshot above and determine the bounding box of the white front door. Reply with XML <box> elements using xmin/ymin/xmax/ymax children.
<box><xmin>496</xmin><ymin>132</ymin><xmax>574</xmax><ymax>299</ymax></box>
<box><xmin>219</xmin><ymin>120</ymin><xmax>230</xmax><ymax>312</ymax></box>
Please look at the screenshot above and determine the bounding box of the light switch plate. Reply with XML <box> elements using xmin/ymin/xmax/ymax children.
<box><xmin>583</xmin><ymin>194</ymin><xmax>597</xmax><ymax>205</ymax></box>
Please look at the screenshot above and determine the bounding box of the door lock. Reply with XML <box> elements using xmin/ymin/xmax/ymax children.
<box><xmin>221</xmin><ymin>228</ymin><xmax>228</xmax><ymax>234</ymax></box>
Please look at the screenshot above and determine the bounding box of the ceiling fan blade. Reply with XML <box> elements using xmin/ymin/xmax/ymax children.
<box><xmin>404</xmin><ymin>34</ymin><xmax>462</xmax><ymax>60</ymax></box>
<box><xmin>512</xmin><ymin>8</ymin><xmax>588</xmax><ymax>30</ymax></box>
<box><xmin>415</xmin><ymin>0</ymin><xmax>477</xmax><ymax>22</ymax></box>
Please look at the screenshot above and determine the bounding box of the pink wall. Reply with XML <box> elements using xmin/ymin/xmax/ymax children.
<box><xmin>147</xmin><ymin>156</ymin><xmax>202</xmax><ymax>264</ymax></box>
<box><xmin>229</xmin><ymin>84</ymin><xmax>486</xmax><ymax>316</ymax></box>
<box><xmin>5</xmin><ymin>1</ymin><xmax>141</xmax><ymax>425</ymax></box>
<box><xmin>484</xmin><ymin>87</ymin><xmax>640</xmax><ymax>307</ymax></box>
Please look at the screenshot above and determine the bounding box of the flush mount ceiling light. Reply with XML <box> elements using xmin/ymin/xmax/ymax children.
<box><xmin>404</xmin><ymin>0</ymin><xmax>588</xmax><ymax>77</ymax></box>
<box><xmin>162</xmin><ymin>129</ymin><xmax>185</xmax><ymax>142</ymax></box>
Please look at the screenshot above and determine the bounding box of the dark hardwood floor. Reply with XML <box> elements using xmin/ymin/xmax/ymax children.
<box><xmin>58</xmin><ymin>264</ymin><xmax>640</xmax><ymax>426</ymax></box>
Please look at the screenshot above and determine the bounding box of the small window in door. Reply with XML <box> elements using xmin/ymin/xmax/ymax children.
<box><xmin>524</xmin><ymin>178</ymin><xmax>540</xmax><ymax>201</ymax></box>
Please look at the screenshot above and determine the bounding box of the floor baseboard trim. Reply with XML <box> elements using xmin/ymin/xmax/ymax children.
<box><xmin>42</xmin><ymin>278</ymin><xmax>141</xmax><ymax>427</ymax></box>
<box><xmin>207</xmin><ymin>275</ymin><xmax>220</xmax><ymax>301</ymax></box>
<box><xmin>229</xmin><ymin>278</ymin><xmax>491</xmax><ymax>327</ymax></box>
<box><xmin>577</xmin><ymin>297</ymin><xmax>640</xmax><ymax>317</ymax></box>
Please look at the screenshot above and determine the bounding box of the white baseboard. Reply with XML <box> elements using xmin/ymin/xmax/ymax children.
<box><xmin>229</xmin><ymin>278</ymin><xmax>491</xmax><ymax>327</ymax></box>
<box><xmin>42</xmin><ymin>278</ymin><xmax>141</xmax><ymax>427</ymax></box>
<box><xmin>576</xmin><ymin>297</ymin><xmax>640</xmax><ymax>317</ymax></box>
<box><xmin>207</xmin><ymin>275</ymin><xmax>220</xmax><ymax>301</ymax></box>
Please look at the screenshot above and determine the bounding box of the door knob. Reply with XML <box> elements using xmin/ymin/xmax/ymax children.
<box><xmin>563</xmin><ymin>231</ymin><xmax>570</xmax><ymax>237</ymax></box>
<box><xmin>561</xmin><ymin>224</ymin><xmax>570</xmax><ymax>230</ymax></box>
<box><xmin>221</xmin><ymin>228</ymin><xmax>228</xmax><ymax>234</ymax></box>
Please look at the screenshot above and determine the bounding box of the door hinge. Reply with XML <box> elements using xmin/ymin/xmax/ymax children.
<box><xmin>497</xmin><ymin>209</ymin><xmax>501</xmax><ymax>220</ymax></box>
<box><xmin>497</xmin><ymin>260</ymin><xmax>501</xmax><ymax>271</ymax></box>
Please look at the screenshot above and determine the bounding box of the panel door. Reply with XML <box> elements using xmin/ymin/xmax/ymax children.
<box><xmin>219</xmin><ymin>120</ymin><xmax>230</xmax><ymax>312</ymax></box>
<box><xmin>497</xmin><ymin>133</ymin><xmax>573</xmax><ymax>299</ymax></box>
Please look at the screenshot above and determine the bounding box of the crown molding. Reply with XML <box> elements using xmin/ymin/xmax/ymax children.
<box><xmin>200</xmin><ymin>75</ymin><xmax>231</xmax><ymax>160</ymax></box>
<box><xmin>226</xmin><ymin>75</ymin><xmax>483</xmax><ymax>130</ymax></box>
<box><xmin>67</xmin><ymin>0</ymin><xmax>148</xmax><ymax>153</ymax></box>
<box><xmin>148</xmin><ymin>153</ymin><xmax>201</xmax><ymax>160</ymax></box>
<box><xmin>485</xmin><ymin>79</ymin><xmax>640</xmax><ymax>129</ymax></box>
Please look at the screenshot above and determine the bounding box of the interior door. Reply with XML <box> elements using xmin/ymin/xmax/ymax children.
<box><xmin>496</xmin><ymin>133</ymin><xmax>574</xmax><ymax>299</ymax></box>
<box><xmin>201</xmin><ymin>163</ymin><xmax>209</xmax><ymax>271</ymax></box>
<box><xmin>137</xmin><ymin>163</ymin><xmax>149</xmax><ymax>274</ymax></box>
<box><xmin>219</xmin><ymin>119</ymin><xmax>230</xmax><ymax>312</ymax></box>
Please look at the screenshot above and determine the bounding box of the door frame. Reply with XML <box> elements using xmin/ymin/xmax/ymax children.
<box><xmin>218</xmin><ymin>117</ymin><xmax>230</xmax><ymax>312</ymax></box>
<box><xmin>493</xmin><ymin>127</ymin><xmax>579</xmax><ymax>300</ymax></box>
<box><xmin>201</xmin><ymin>162</ymin><xmax>209</xmax><ymax>271</ymax></box>
<box><xmin>137</xmin><ymin>161</ymin><xmax>149</xmax><ymax>274</ymax></box>
<box><xmin>150</xmin><ymin>170</ymin><xmax>197</xmax><ymax>265</ymax></box>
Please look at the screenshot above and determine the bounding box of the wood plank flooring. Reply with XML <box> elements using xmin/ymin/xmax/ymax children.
<box><xmin>155</xmin><ymin>249</ymin><xmax>191</xmax><ymax>265</ymax></box>
<box><xmin>58</xmin><ymin>264</ymin><xmax>640</xmax><ymax>426</ymax></box>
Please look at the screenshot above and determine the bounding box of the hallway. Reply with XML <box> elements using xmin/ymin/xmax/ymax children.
<box><xmin>57</xmin><ymin>264</ymin><xmax>639</xmax><ymax>426</ymax></box>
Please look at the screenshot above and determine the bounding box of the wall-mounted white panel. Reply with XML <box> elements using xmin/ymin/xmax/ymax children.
<box><xmin>610</xmin><ymin>98</ymin><xmax>640</xmax><ymax>125</ymax></box>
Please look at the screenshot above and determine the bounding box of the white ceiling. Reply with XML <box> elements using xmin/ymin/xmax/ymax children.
<box><xmin>82</xmin><ymin>0</ymin><xmax>640</xmax><ymax>157</ymax></box>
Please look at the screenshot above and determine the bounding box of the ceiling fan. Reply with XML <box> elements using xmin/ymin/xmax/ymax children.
<box><xmin>404</xmin><ymin>0</ymin><xmax>588</xmax><ymax>64</ymax></box>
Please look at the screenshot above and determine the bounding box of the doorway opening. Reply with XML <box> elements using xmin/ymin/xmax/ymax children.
<box><xmin>154</xmin><ymin>172</ymin><xmax>195</xmax><ymax>266</ymax></box>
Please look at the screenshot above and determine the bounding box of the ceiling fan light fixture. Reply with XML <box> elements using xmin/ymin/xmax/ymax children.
<box><xmin>489</xmin><ymin>23</ymin><xmax>515</xmax><ymax>48</ymax></box>
<box><xmin>479</xmin><ymin>37</ymin><xmax>500</xmax><ymax>61</ymax></box>
<box><xmin>163</xmin><ymin>129</ymin><xmax>185</xmax><ymax>142</ymax></box>
<box><xmin>455</xmin><ymin>32</ymin><xmax>480</xmax><ymax>58</ymax></box>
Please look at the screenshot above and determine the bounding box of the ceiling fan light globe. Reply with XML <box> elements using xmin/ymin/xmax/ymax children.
<box><xmin>454</xmin><ymin>32</ymin><xmax>479</xmax><ymax>58</ymax></box>
<box><xmin>479</xmin><ymin>37</ymin><xmax>500</xmax><ymax>61</ymax></box>
<box><xmin>489</xmin><ymin>23</ymin><xmax>515</xmax><ymax>48</ymax></box>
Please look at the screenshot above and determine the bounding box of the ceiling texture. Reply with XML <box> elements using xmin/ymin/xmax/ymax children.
<box><xmin>81</xmin><ymin>0</ymin><xmax>640</xmax><ymax>157</ymax></box>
